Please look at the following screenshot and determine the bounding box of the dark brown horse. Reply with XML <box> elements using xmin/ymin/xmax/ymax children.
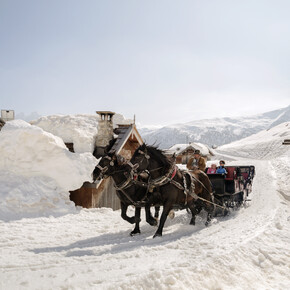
<box><xmin>130</xmin><ymin>144</ymin><xmax>215</xmax><ymax>238</ymax></box>
<box><xmin>93</xmin><ymin>152</ymin><xmax>160</xmax><ymax>236</ymax></box>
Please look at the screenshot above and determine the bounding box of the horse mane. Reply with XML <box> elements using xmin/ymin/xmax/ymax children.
<box><xmin>136</xmin><ymin>143</ymin><xmax>173</xmax><ymax>172</ymax></box>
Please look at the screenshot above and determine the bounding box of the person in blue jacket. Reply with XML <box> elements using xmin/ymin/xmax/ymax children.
<box><xmin>216</xmin><ymin>160</ymin><xmax>227</xmax><ymax>174</ymax></box>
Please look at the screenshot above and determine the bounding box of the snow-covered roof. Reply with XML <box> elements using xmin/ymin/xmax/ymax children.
<box><xmin>110</xmin><ymin>124</ymin><xmax>143</xmax><ymax>155</ymax></box>
<box><xmin>31</xmin><ymin>113</ymin><xmax>133</xmax><ymax>153</ymax></box>
<box><xmin>166</xmin><ymin>142</ymin><xmax>214</xmax><ymax>156</ymax></box>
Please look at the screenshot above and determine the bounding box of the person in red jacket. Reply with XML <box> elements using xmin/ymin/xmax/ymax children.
<box><xmin>207</xmin><ymin>163</ymin><xmax>217</xmax><ymax>174</ymax></box>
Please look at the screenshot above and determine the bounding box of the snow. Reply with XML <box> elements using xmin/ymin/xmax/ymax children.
<box><xmin>218</xmin><ymin>122</ymin><xmax>290</xmax><ymax>160</ymax></box>
<box><xmin>31</xmin><ymin>113</ymin><xmax>133</xmax><ymax>153</ymax></box>
<box><xmin>1</xmin><ymin>120</ymin><xmax>290</xmax><ymax>289</ymax></box>
<box><xmin>0</xmin><ymin>120</ymin><xmax>98</xmax><ymax>221</ymax></box>
<box><xmin>167</xmin><ymin>142</ymin><xmax>212</xmax><ymax>156</ymax></box>
<box><xmin>139</xmin><ymin>105</ymin><xmax>290</xmax><ymax>149</ymax></box>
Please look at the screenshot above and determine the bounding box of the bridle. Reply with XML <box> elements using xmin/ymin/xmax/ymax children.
<box><xmin>95</xmin><ymin>153</ymin><xmax>150</xmax><ymax>206</ymax></box>
<box><xmin>95</xmin><ymin>155</ymin><xmax>138</xmax><ymax>184</ymax></box>
<box><xmin>133</xmin><ymin>149</ymin><xmax>150</xmax><ymax>172</ymax></box>
<box><xmin>131</xmin><ymin>148</ymin><xmax>178</xmax><ymax>187</ymax></box>
<box><xmin>95</xmin><ymin>155</ymin><xmax>114</xmax><ymax>180</ymax></box>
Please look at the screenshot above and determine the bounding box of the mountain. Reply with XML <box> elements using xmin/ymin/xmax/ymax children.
<box><xmin>216</xmin><ymin>121</ymin><xmax>290</xmax><ymax>160</ymax></box>
<box><xmin>138</xmin><ymin>105</ymin><xmax>290</xmax><ymax>149</ymax></box>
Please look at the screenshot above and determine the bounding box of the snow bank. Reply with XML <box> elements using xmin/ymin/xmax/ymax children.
<box><xmin>272</xmin><ymin>149</ymin><xmax>290</xmax><ymax>200</ymax></box>
<box><xmin>31</xmin><ymin>113</ymin><xmax>133</xmax><ymax>153</ymax></box>
<box><xmin>0</xmin><ymin>120</ymin><xmax>98</xmax><ymax>221</ymax></box>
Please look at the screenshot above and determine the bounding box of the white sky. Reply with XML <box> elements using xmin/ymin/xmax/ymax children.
<box><xmin>0</xmin><ymin>0</ymin><xmax>289</xmax><ymax>126</ymax></box>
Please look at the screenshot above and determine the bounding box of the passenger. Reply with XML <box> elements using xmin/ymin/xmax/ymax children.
<box><xmin>187</xmin><ymin>149</ymin><xmax>206</xmax><ymax>172</ymax></box>
<box><xmin>216</xmin><ymin>160</ymin><xmax>227</xmax><ymax>175</ymax></box>
<box><xmin>206</xmin><ymin>163</ymin><xmax>217</xmax><ymax>174</ymax></box>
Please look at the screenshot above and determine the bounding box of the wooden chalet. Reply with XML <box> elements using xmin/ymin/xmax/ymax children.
<box><xmin>165</xmin><ymin>142</ymin><xmax>214</xmax><ymax>164</ymax></box>
<box><xmin>282</xmin><ymin>139</ymin><xmax>290</xmax><ymax>145</ymax></box>
<box><xmin>69</xmin><ymin>111</ymin><xmax>143</xmax><ymax>210</ymax></box>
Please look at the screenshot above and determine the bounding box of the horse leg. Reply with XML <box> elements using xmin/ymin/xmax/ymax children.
<box><xmin>145</xmin><ymin>192</ymin><xmax>160</xmax><ymax>226</ymax></box>
<box><xmin>154</xmin><ymin>206</ymin><xmax>160</xmax><ymax>219</ymax></box>
<box><xmin>205</xmin><ymin>203</ymin><xmax>214</xmax><ymax>226</ymax></box>
<box><xmin>205</xmin><ymin>212</ymin><xmax>212</xmax><ymax>226</ymax></box>
<box><xmin>120</xmin><ymin>202</ymin><xmax>138</xmax><ymax>224</ymax></box>
<box><xmin>187</xmin><ymin>201</ymin><xmax>201</xmax><ymax>226</ymax></box>
<box><xmin>145</xmin><ymin>205</ymin><xmax>158</xmax><ymax>226</ymax></box>
<box><xmin>153</xmin><ymin>202</ymin><xmax>172</xmax><ymax>238</ymax></box>
<box><xmin>130</xmin><ymin>207</ymin><xmax>141</xmax><ymax>236</ymax></box>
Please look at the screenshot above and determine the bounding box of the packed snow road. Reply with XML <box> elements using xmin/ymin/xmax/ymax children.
<box><xmin>1</xmin><ymin>158</ymin><xmax>290</xmax><ymax>290</ymax></box>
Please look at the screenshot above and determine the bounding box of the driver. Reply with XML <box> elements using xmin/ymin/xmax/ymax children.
<box><xmin>186</xmin><ymin>149</ymin><xmax>206</xmax><ymax>172</ymax></box>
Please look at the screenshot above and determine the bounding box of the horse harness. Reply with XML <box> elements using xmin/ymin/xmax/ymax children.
<box><xmin>135</xmin><ymin>157</ymin><xmax>227</xmax><ymax>211</ymax></box>
<box><xmin>97</xmin><ymin>154</ymin><xmax>226</xmax><ymax>210</ymax></box>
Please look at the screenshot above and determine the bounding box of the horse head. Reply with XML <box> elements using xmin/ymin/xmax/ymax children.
<box><xmin>93</xmin><ymin>152</ymin><xmax>130</xmax><ymax>181</ymax></box>
<box><xmin>130</xmin><ymin>144</ymin><xmax>151</xmax><ymax>173</ymax></box>
<box><xmin>130</xmin><ymin>144</ymin><xmax>172</xmax><ymax>179</ymax></box>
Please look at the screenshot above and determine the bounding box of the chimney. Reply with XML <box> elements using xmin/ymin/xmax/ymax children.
<box><xmin>1</xmin><ymin>110</ymin><xmax>15</xmax><ymax>122</ymax></box>
<box><xmin>94</xmin><ymin>111</ymin><xmax>115</xmax><ymax>157</ymax></box>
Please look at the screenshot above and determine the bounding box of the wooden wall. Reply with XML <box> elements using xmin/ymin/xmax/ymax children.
<box><xmin>70</xmin><ymin>182</ymin><xmax>94</xmax><ymax>208</ymax></box>
<box><xmin>92</xmin><ymin>177</ymin><xmax>120</xmax><ymax>210</ymax></box>
<box><xmin>70</xmin><ymin>178</ymin><xmax>121</xmax><ymax>210</ymax></box>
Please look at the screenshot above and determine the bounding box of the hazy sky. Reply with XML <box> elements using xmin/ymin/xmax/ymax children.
<box><xmin>1</xmin><ymin>0</ymin><xmax>289</xmax><ymax>126</ymax></box>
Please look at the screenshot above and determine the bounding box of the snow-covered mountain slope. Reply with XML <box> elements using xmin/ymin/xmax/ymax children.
<box><xmin>1</xmin><ymin>120</ymin><xmax>289</xmax><ymax>289</ymax></box>
<box><xmin>139</xmin><ymin>105</ymin><xmax>290</xmax><ymax>149</ymax></box>
<box><xmin>216</xmin><ymin>121</ymin><xmax>290</xmax><ymax>160</ymax></box>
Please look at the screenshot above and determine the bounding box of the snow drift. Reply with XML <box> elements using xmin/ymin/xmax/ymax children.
<box><xmin>0</xmin><ymin>120</ymin><xmax>98</xmax><ymax>221</ymax></box>
<box><xmin>31</xmin><ymin>113</ymin><xmax>133</xmax><ymax>153</ymax></box>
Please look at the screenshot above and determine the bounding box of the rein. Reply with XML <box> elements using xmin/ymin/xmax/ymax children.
<box><xmin>114</xmin><ymin>174</ymin><xmax>151</xmax><ymax>207</ymax></box>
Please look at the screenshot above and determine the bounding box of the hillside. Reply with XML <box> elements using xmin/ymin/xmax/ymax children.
<box><xmin>216</xmin><ymin>121</ymin><xmax>290</xmax><ymax>160</ymax></box>
<box><xmin>138</xmin><ymin>105</ymin><xmax>290</xmax><ymax>149</ymax></box>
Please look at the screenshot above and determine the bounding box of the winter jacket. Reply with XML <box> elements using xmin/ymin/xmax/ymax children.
<box><xmin>216</xmin><ymin>166</ymin><xmax>227</xmax><ymax>174</ymax></box>
<box><xmin>187</xmin><ymin>156</ymin><xmax>206</xmax><ymax>172</ymax></box>
<box><xmin>206</xmin><ymin>168</ymin><xmax>216</xmax><ymax>174</ymax></box>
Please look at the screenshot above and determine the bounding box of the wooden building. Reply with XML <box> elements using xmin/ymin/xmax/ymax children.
<box><xmin>165</xmin><ymin>142</ymin><xmax>214</xmax><ymax>164</ymax></box>
<box><xmin>69</xmin><ymin>113</ymin><xmax>143</xmax><ymax>210</ymax></box>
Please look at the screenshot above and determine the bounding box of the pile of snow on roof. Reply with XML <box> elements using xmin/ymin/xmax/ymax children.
<box><xmin>167</xmin><ymin>142</ymin><xmax>213</xmax><ymax>156</ymax></box>
<box><xmin>31</xmin><ymin>113</ymin><xmax>133</xmax><ymax>153</ymax></box>
<box><xmin>0</xmin><ymin>120</ymin><xmax>98</xmax><ymax>221</ymax></box>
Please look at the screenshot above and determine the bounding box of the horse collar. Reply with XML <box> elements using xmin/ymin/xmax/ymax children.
<box><xmin>171</xmin><ymin>166</ymin><xmax>177</xmax><ymax>180</ymax></box>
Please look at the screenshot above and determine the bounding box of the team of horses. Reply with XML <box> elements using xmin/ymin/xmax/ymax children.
<box><xmin>93</xmin><ymin>143</ymin><xmax>218</xmax><ymax>238</ymax></box>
